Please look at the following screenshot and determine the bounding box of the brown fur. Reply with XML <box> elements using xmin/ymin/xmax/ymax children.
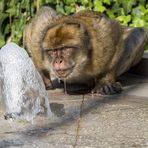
<box><xmin>23</xmin><ymin>6</ymin><xmax>148</xmax><ymax>94</ymax></box>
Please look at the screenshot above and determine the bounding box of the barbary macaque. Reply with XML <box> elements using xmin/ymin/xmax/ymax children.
<box><xmin>23</xmin><ymin>6</ymin><xmax>148</xmax><ymax>95</ymax></box>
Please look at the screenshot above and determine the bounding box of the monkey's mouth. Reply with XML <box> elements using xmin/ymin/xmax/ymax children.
<box><xmin>55</xmin><ymin>68</ymin><xmax>73</xmax><ymax>78</ymax></box>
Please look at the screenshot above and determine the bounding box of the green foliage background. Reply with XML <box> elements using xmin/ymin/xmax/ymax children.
<box><xmin>0</xmin><ymin>0</ymin><xmax>148</xmax><ymax>48</ymax></box>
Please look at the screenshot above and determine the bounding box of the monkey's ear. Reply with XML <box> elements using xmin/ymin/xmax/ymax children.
<box><xmin>37</xmin><ymin>6</ymin><xmax>59</xmax><ymax>18</ymax></box>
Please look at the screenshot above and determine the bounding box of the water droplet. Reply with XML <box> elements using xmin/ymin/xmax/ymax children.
<box><xmin>63</xmin><ymin>78</ymin><xmax>67</xmax><ymax>94</ymax></box>
<box><xmin>91</xmin><ymin>91</ymin><xmax>94</xmax><ymax>99</ymax></box>
<box><xmin>58</xmin><ymin>78</ymin><xmax>61</xmax><ymax>83</ymax></box>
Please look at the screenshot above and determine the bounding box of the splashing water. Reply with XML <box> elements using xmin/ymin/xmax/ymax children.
<box><xmin>0</xmin><ymin>42</ymin><xmax>53</xmax><ymax>121</ymax></box>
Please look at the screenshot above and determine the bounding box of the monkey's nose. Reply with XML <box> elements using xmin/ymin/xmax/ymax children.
<box><xmin>56</xmin><ymin>59</ymin><xmax>63</xmax><ymax>64</ymax></box>
<box><xmin>54</xmin><ymin>58</ymin><xmax>65</xmax><ymax>70</ymax></box>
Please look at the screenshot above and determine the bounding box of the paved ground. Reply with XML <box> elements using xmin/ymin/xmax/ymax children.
<box><xmin>0</xmin><ymin>72</ymin><xmax>148</xmax><ymax>148</ymax></box>
<box><xmin>0</xmin><ymin>49</ymin><xmax>148</xmax><ymax>148</ymax></box>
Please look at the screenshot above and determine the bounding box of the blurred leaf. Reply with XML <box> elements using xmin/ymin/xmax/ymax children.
<box><xmin>122</xmin><ymin>0</ymin><xmax>136</xmax><ymax>14</ymax></box>
<box><xmin>3</xmin><ymin>24</ymin><xmax>10</xmax><ymax>35</ymax></box>
<box><xmin>0</xmin><ymin>13</ymin><xmax>9</xmax><ymax>34</ymax></box>
<box><xmin>143</xmin><ymin>14</ymin><xmax>148</xmax><ymax>21</ymax></box>
<box><xmin>64</xmin><ymin>0</ymin><xmax>75</xmax><ymax>5</ymax></box>
<box><xmin>137</xmin><ymin>0</ymin><xmax>145</xmax><ymax>5</ymax></box>
<box><xmin>116</xmin><ymin>15</ymin><xmax>131</xmax><ymax>25</ymax></box>
<box><xmin>0</xmin><ymin>35</ymin><xmax>5</xmax><ymax>47</ymax></box>
<box><xmin>65</xmin><ymin>5</ymin><xmax>75</xmax><ymax>14</ymax></box>
<box><xmin>6</xmin><ymin>8</ymin><xmax>16</xmax><ymax>15</ymax></box>
<box><xmin>132</xmin><ymin>5</ymin><xmax>147</xmax><ymax>18</ymax></box>
<box><xmin>106</xmin><ymin>9</ymin><xmax>115</xmax><ymax>18</ymax></box>
<box><xmin>146</xmin><ymin>3</ymin><xmax>148</xmax><ymax>9</ymax></box>
<box><xmin>94</xmin><ymin>0</ymin><xmax>106</xmax><ymax>13</ymax></box>
<box><xmin>56</xmin><ymin>2</ymin><xmax>65</xmax><ymax>14</ymax></box>
<box><xmin>131</xmin><ymin>17</ymin><xmax>145</xmax><ymax>27</ymax></box>
<box><xmin>81</xmin><ymin>0</ymin><xmax>89</xmax><ymax>6</ymax></box>
<box><xmin>103</xmin><ymin>0</ymin><xmax>110</xmax><ymax>5</ymax></box>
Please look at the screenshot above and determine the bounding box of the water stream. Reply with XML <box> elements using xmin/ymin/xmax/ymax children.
<box><xmin>63</xmin><ymin>78</ymin><xmax>67</xmax><ymax>94</ymax></box>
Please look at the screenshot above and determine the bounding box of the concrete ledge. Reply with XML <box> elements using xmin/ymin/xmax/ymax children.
<box><xmin>129</xmin><ymin>52</ymin><xmax>148</xmax><ymax>76</ymax></box>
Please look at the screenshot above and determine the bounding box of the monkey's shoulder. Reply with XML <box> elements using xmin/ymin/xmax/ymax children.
<box><xmin>73</xmin><ymin>10</ymin><xmax>106</xmax><ymax>19</ymax></box>
<box><xmin>73</xmin><ymin>10</ymin><xmax>119</xmax><ymax>26</ymax></box>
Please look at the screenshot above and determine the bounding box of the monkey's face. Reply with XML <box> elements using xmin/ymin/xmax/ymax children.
<box><xmin>42</xmin><ymin>23</ymin><xmax>90</xmax><ymax>81</ymax></box>
<box><xmin>46</xmin><ymin>47</ymin><xmax>75</xmax><ymax>78</ymax></box>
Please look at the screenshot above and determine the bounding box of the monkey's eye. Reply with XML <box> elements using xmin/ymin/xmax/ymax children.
<box><xmin>47</xmin><ymin>50</ymin><xmax>56</xmax><ymax>57</ymax></box>
<box><xmin>62</xmin><ymin>47</ymin><xmax>73</xmax><ymax>55</ymax></box>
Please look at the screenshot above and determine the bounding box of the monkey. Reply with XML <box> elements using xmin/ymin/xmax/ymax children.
<box><xmin>23</xmin><ymin>6</ymin><xmax>148</xmax><ymax>95</ymax></box>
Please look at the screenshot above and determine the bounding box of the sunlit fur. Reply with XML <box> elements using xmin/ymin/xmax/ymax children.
<box><xmin>24</xmin><ymin>6</ymin><xmax>148</xmax><ymax>91</ymax></box>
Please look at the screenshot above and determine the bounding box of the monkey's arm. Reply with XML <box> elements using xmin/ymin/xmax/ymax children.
<box><xmin>78</xmin><ymin>11</ymin><xmax>124</xmax><ymax>94</ymax></box>
<box><xmin>93</xmin><ymin>27</ymin><xmax>148</xmax><ymax>95</ymax></box>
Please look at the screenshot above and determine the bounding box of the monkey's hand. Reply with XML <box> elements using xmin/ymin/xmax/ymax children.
<box><xmin>92</xmin><ymin>82</ymin><xmax>123</xmax><ymax>95</ymax></box>
<box><xmin>43</xmin><ymin>76</ymin><xmax>55</xmax><ymax>90</ymax></box>
<box><xmin>41</xmin><ymin>70</ymin><xmax>55</xmax><ymax>90</ymax></box>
